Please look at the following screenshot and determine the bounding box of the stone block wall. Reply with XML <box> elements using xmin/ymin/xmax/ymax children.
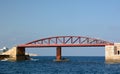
<box><xmin>105</xmin><ymin>43</ymin><xmax>120</xmax><ymax>63</ymax></box>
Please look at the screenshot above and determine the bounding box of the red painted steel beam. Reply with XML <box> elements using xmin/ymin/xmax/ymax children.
<box><xmin>18</xmin><ymin>36</ymin><xmax>114</xmax><ymax>48</ymax></box>
<box><xmin>25</xmin><ymin>36</ymin><xmax>113</xmax><ymax>45</ymax></box>
<box><xmin>17</xmin><ymin>44</ymin><xmax>113</xmax><ymax>48</ymax></box>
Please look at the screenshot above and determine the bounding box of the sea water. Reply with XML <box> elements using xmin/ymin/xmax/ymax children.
<box><xmin>0</xmin><ymin>56</ymin><xmax>120</xmax><ymax>74</ymax></box>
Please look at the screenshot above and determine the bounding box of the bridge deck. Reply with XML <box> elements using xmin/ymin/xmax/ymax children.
<box><xmin>18</xmin><ymin>44</ymin><xmax>113</xmax><ymax>48</ymax></box>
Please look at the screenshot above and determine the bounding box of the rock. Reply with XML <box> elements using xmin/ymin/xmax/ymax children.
<box><xmin>25</xmin><ymin>53</ymin><xmax>38</xmax><ymax>56</ymax></box>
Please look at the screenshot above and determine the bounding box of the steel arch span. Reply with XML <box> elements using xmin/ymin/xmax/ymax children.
<box><xmin>18</xmin><ymin>36</ymin><xmax>114</xmax><ymax>47</ymax></box>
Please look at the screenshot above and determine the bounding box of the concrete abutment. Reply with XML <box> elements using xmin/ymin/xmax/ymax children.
<box><xmin>1</xmin><ymin>47</ymin><xmax>30</xmax><ymax>61</ymax></box>
<box><xmin>105</xmin><ymin>43</ymin><xmax>120</xmax><ymax>63</ymax></box>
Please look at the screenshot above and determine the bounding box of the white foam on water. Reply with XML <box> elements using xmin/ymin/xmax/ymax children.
<box><xmin>30</xmin><ymin>58</ymin><xmax>39</xmax><ymax>61</ymax></box>
<box><xmin>1</xmin><ymin>58</ymin><xmax>8</xmax><ymax>61</ymax></box>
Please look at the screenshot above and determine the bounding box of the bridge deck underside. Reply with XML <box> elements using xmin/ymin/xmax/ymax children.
<box><xmin>18</xmin><ymin>44</ymin><xmax>111</xmax><ymax>48</ymax></box>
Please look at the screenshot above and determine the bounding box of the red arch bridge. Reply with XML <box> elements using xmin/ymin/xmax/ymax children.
<box><xmin>18</xmin><ymin>36</ymin><xmax>114</xmax><ymax>61</ymax></box>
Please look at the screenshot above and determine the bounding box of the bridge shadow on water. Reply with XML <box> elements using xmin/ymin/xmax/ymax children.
<box><xmin>30</xmin><ymin>56</ymin><xmax>105</xmax><ymax>63</ymax></box>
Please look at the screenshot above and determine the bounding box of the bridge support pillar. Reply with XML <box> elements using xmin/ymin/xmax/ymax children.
<box><xmin>16</xmin><ymin>47</ymin><xmax>28</xmax><ymax>61</ymax></box>
<box><xmin>56</xmin><ymin>47</ymin><xmax>62</xmax><ymax>61</ymax></box>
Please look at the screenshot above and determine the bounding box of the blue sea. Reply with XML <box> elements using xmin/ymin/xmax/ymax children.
<box><xmin>0</xmin><ymin>56</ymin><xmax>120</xmax><ymax>74</ymax></box>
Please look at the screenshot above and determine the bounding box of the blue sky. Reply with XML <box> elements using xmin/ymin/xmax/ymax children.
<box><xmin>0</xmin><ymin>0</ymin><xmax>120</xmax><ymax>56</ymax></box>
